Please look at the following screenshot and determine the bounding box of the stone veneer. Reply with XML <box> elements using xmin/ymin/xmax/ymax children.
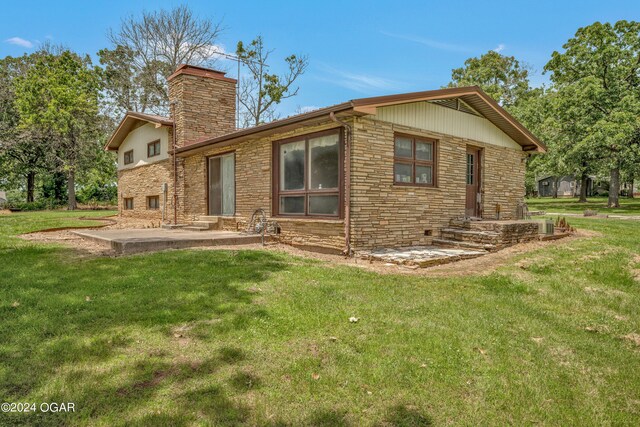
<box><xmin>177</xmin><ymin>120</ymin><xmax>347</xmax><ymax>251</ymax></box>
<box><xmin>117</xmin><ymin>159</ymin><xmax>173</xmax><ymax>220</ymax></box>
<box><xmin>168</xmin><ymin>70</ymin><xmax>236</xmax><ymax>147</ymax></box>
<box><xmin>174</xmin><ymin>115</ymin><xmax>526</xmax><ymax>252</ymax></box>
<box><xmin>348</xmin><ymin>117</ymin><xmax>527</xmax><ymax>251</ymax></box>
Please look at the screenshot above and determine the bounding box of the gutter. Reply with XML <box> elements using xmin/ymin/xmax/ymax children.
<box><xmin>330</xmin><ymin>112</ymin><xmax>353</xmax><ymax>257</ymax></box>
<box><xmin>171</xmin><ymin>102</ymin><xmax>179</xmax><ymax>225</ymax></box>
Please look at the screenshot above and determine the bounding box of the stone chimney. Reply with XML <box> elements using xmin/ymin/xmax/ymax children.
<box><xmin>167</xmin><ymin>64</ymin><xmax>237</xmax><ymax>147</ymax></box>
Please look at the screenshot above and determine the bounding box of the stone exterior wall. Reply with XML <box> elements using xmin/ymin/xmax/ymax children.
<box><xmin>117</xmin><ymin>159</ymin><xmax>173</xmax><ymax>221</ymax></box>
<box><xmin>177</xmin><ymin>120</ymin><xmax>347</xmax><ymax>252</ymax></box>
<box><xmin>348</xmin><ymin>117</ymin><xmax>526</xmax><ymax>251</ymax></box>
<box><xmin>168</xmin><ymin>71</ymin><xmax>236</xmax><ymax>147</ymax></box>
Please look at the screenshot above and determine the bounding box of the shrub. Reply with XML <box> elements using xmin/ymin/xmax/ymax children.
<box><xmin>5</xmin><ymin>198</ymin><xmax>65</xmax><ymax>211</ymax></box>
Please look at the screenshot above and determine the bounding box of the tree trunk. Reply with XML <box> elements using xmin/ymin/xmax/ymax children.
<box><xmin>608</xmin><ymin>167</ymin><xmax>620</xmax><ymax>208</ymax></box>
<box><xmin>67</xmin><ymin>169</ymin><xmax>77</xmax><ymax>210</ymax></box>
<box><xmin>578</xmin><ymin>172</ymin><xmax>588</xmax><ymax>203</ymax></box>
<box><xmin>26</xmin><ymin>171</ymin><xmax>36</xmax><ymax>203</ymax></box>
<box><xmin>552</xmin><ymin>177</ymin><xmax>559</xmax><ymax>198</ymax></box>
<box><xmin>628</xmin><ymin>177</ymin><xmax>634</xmax><ymax>199</ymax></box>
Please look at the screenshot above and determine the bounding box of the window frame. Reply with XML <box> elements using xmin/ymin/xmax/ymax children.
<box><xmin>123</xmin><ymin>150</ymin><xmax>134</xmax><ymax>165</ymax></box>
<box><xmin>147</xmin><ymin>139</ymin><xmax>161</xmax><ymax>158</ymax></box>
<box><xmin>123</xmin><ymin>197</ymin><xmax>134</xmax><ymax>210</ymax></box>
<box><xmin>393</xmin><ymin>133</ymin><xmax>438</xmax><ymax>188</ymax></box>
<box><xmin>146</xmin><ymin>195</ymin><xmax>160</xmax><ymax>210</ymax></box>
<box><xmin>272</xmin><ymin>128</ymin><xmax>344</xmax><ymax>219</ymax></box>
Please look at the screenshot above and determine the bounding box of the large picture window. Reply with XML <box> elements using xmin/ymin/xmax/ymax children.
<box><xmin>274</xmin><ymin>130</ymin><xmax>342</xmax><ymax>217</ymax></box>
<box><xmin>393</xmin><ymin>134</ymin><xmax>437</xmax><ymax>186</ymax></box>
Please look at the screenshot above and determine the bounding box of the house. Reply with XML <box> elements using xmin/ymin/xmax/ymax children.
<box><xmin>537</xmin><ymin>175</ymin><xmax>594</xmax><ymax>198</ymax></box>
<box><xmin>106</xmin><ymin>65</ymin><xmax>545</xmax><ymax>254</ymax></box>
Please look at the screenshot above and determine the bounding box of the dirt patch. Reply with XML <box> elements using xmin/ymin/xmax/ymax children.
<box><xmin>21</xmin><ymin>230</ymin><xmax>116</xmax><ymax>257</ymax></box>
<box><xmin>0</xmin><ymin>209</ymin><xmax>11</xmax><ymax>215</ymax></box>
<box><xmin>189</xmin><ymin>230</ymin><xmax>593</xmax><ymax>277</ymax></box>
<box><xmin>19</xmin><ymin>217</ymin><xmax>596</xmax><ymax>276</ymax></box>
<box><xmin>630</xmin><ymin>255</ymin><xmax>640</xmax><ymax>281</ymax></box>
<box><xmin>622</xmin><ymin>333</ymin><xmax>640</xmax><ymax>346</ymax></box>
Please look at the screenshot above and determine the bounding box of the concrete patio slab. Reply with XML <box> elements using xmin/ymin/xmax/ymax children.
<box><xmin>71</xmin><ymin>228</ymin><xmax>267</xmax><ymax>255</ymax></box>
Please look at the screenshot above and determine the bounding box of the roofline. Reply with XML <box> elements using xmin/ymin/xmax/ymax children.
<box><xmin>105</xmin><ymin>112</ymin><xmax>173</xmax><ymax>151</ymax></box>
<box><xmin>351</xmin><ymin>86</ymin><xmax>546</xmax><ymax>152</ymax></box>
<box><xmin>175</xmin><ymin>102</ymin><xmax>355</xmax><ymax>154</ymax></box>
<box><xmin>175</xmin><ymin>86</ymin><xmax>546</xmax><ymax>155</ymax></box>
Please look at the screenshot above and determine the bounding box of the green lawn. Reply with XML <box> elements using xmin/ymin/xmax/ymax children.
<box><xmin>527</xmin><ymin>196</ymin><xmax>640</xmax><ymax>216</ymax></box>
<box><xmin>1</xmin><ymin>210</ymin><xmax>639</xmax><ymax>426</ymax></box>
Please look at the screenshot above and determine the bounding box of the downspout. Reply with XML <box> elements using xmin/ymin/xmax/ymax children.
<box><xmin>170</xmin><ymin>101</ymin><xmax>179</xmax><ymax>225</ymax></box>
<box><xmin>330</xmin><ymin>112</ymin><xmax>352</xmax><ymax>256</ymax></box>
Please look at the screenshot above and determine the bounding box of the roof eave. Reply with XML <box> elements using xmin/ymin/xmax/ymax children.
<box><xmin>175</xmin><ymin>102</ymin><xmax>357</xmax><ymax>156</ymax></box>
<box><xmin>105</xmin><ymin>112</ymin><xmax>173</xmax><ymax>151</ymax></box>
<box><xmin>351</xmin><ymin>86</ymin><xmax>547</xmax><ymax>153</ymax></box>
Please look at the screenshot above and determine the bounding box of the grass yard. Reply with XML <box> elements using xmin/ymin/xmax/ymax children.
<box><xmin>1</xmin><ymin>209</ymin><xmax>639</xmax><ymax>426</ymax></box>
<box><xmin>526</xmin><ymin>196</ymin><xmax>640</xmax><ymax>216</ymax></box>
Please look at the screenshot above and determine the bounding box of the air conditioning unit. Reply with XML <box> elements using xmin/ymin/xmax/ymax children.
<box><xmin>538</xmin><ymin>220</ymin><xmax>554</xmax><ymax>235</ymax></box>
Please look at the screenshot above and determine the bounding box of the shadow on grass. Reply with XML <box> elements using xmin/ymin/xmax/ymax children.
<box><xmin>0</xmin><ymin>244</ymin><xmax>288</xmax><ymax>425</ymax></box>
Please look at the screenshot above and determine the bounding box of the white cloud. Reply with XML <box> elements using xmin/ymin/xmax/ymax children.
<box><xmin>380</xmin><ymin>31</ymin><xmax>472</xmax><ymax>53</ymax></box>
<box><xmin>493</xmin><ymin>44</ymin><xmax>506</xmax><ymax>53</ymax></box>
<box><xmin>5</xmin><ymin>37</ymin><xmax>35</xmax><ymax>48</ymax></box>
<box><xmin>317</xmin><ymin>63</ymin><xmax>402</xmax><ymax>93</ymax></box>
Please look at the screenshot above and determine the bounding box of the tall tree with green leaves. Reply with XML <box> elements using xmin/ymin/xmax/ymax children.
<box><xmin>447</xmin><ymin>50</ymin><xmax>532</xmax><ymax>108</ymax></box>
<box><xmin>99</xmin><ymin>4</ymin><xmax>224</xmax><ymax>117</ymax></box>
<box><xmin>544</xmin><ymin>20</ymin><xmax>640</xmax><ymax>207</ymax></box>
<box><xmin>0</xmin><ymin>54</ymin><xmax>50</xmax><ymax>202</ymax></box>
<box><xmin>14</xmin><ymin>50</ymin><xmax>101</xmax><ymax>210</ymax></box>
<box><xmin>236</xmin><ymin>36</ymin><xmax>308</xmax><ymax>127</ymax></box>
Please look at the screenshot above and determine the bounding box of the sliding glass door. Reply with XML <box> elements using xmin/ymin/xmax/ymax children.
<box><xmin>208</xmin><ymin>153</ymin><xmax>235</xmax><ymax>216</ymax></box>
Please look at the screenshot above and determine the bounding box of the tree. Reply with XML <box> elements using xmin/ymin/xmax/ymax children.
<box><xmin>0</xmin><ymin>54</ymin><xmax>49</xmax><ymax>202</ymax></box>
<box><xmin>99</xmin><ymin>4</ymin><xmax>224</xmax><ymax>116</ymax></box>
<box><xmin>544</xmin><ymin>21</ymin><xmax>640</xmax><ymax>207</ymax></box>
<box><xmin>447</xmin><ymin>50</ymin><xmax>532</xmax><ymax>108</ymax></box>
<box><xmin>236</xmin><ymin>36</ymin><xmax>308</xmax><ymax>127</ymax></box>
<box><xmin>14</xmin><ymin>50</ymin><xmax>101</xmax><ymax>210</ymax></box>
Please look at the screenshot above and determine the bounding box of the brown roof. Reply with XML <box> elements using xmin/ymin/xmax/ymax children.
<box><xmin>167</xmin><ymin>64</ymin><xmax>237</xmax><ymax>83</ymax></box>
<box><xmin>105</xmin><ymin>112</ymin><xmax>173</xmax><ymax>151</ymax></box>
<box><xmin>176</xmin><ymin>86</ymin><xmax>545</xmax><ymax>156</ymax></box>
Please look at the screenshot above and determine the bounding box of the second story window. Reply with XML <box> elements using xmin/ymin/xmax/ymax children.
<box><xmin>147</xmin><ymin>140</ymin><xmax>161</xmax><ymax>158</ymax></box>
<box><xmin>123</xmin><ymin>150</ymin><xmax>134</xmax><ymax>165</ymax></box>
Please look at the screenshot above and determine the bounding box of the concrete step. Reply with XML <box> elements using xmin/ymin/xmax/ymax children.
<box><xmin>432</xmin><ymin>238</ymin><xmax>497</xmax><ymax>251</ymax></box>
<box><xmin>183</xmin><ymin>225</ymin><xmax>211</xmax><ymax>232</ymax></box>
<box><xmin>191</xmin><ymin>220</ymin><xmax>219</xmax><ymax>230</ymax></box>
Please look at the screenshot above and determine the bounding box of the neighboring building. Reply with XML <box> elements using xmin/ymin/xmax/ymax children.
<box><xmin>106</xmin><ymin>65</ymin><xmax>545</xmax><ymax>253</ymax></box>
<box><xmin>537</xmin><ymin>175</ymin><xmax>594</xmax><ymax>198</ymax></box>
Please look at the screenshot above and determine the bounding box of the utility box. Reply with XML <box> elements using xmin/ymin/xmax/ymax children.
<box><xmin>538</xmin><ymin>220</ymin><xmax>554</xmax><ymax>235</ymax></box>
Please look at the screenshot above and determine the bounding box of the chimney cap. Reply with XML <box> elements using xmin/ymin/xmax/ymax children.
<box><xmin>167</xmin><ymin>64</ymin><xmax>237</xmax><ymax>83</ymax></box>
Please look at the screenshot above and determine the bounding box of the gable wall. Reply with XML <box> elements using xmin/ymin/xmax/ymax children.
<box><xmin>117</xmin><ymin>123</ymin><xmax>171</xmax><ymax>170</ymax></box>
<box><xmin>371</xmin><ymin>101</ymin><xmax>522</xmax><ymax>150</ymax></box>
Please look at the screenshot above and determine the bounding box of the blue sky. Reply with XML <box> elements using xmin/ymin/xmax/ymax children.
<box><xmin>1</xmin><ymin>0</ymin><xmax>638</xmax><ymax>117</ymax></box>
